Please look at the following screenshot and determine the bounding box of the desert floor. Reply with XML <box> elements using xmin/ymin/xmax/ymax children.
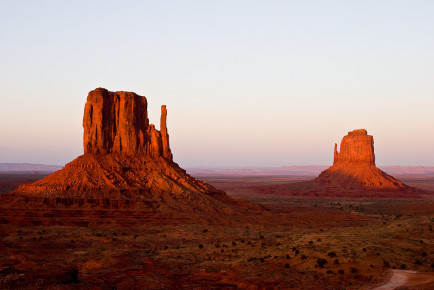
<box><xmin>0</xmin><ymin>173</ymin><xmax>433</xmax><ymax>289</ymax></box>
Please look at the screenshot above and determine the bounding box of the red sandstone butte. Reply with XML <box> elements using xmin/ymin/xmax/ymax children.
<box><xmin>13</xmin><ymin>88</ymin><xmax>227</xmax><ymax>201</ymax></box>
<box><xmin>316</xmin><ymin>129</ymin><xmax>408</xmax><ymax>190</ymax></box>
<box><xmin>83</xmin><ymin>88</ymin><xmax>172</xmax><ymax>158</ymax></box>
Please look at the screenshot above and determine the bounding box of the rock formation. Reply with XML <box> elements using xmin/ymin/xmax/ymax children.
<box><xmin>316</xmin><ymin>129</ymin><xmax>408</xmax><ymax>190</ymax></box>
<box><xmin>13</xmin><ymin>88</ymin><xmax>228</xmax><ymax>202</ymax></box>
<box><xmin>83</xmin><ymin>88</ymin><xmax>172</xmax><ymax>158</ymax></box>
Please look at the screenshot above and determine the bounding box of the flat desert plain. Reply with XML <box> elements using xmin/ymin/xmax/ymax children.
<box><xmin>0</xmin><ymin>172</ymin><xmax>433</xmax><ymax>289</ymax></box>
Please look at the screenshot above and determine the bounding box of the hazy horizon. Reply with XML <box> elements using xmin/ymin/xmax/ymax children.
<box><xmin>1</xmin><ymin>1</ymin><xmax>433</xmax><ymax>167</ymax></box>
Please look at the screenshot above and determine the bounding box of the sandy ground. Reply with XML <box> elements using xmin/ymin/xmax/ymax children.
<box><xmin>373</xmin><ymin>270</ymin><xmax>434</xmax><ymax>290</ymax></box>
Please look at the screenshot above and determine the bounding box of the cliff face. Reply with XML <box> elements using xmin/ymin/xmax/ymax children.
<box><xmin>316</xmin><ymin>129</ymin><xmax>408</xmax><ymax>190</ymax></box>
<box><xmin>83</xmin><ymin>88</ymin><xmax>172</xmax><ymax>159</ymax></box>
<box><xmin>14</xmin><ymin>88</ymin><xmax>225</xmax><ymax>201</ymax></box>
<box><xmin>333</xmin><ymin>129</ymin><xmax>375</xmax><ymax>166</ymax></box>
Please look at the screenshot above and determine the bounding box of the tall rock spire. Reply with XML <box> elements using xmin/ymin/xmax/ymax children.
<box><xmin>160</xmin><ymin>105</ymin><xmax>172</xmax><ymax>160</ymax></box>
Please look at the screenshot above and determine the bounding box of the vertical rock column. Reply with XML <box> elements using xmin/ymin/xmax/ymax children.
<box><xmin>160</xmin><ymin>105</ymin><xmax>173</xmax><ymax>160</ymax></box>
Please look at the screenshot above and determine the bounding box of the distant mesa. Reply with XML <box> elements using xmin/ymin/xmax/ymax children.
<box><xmin>13</xmin><ymin>88</ymin><xmax>232</xmax><ymax>205</ymax></box>
<box><xmin>315</xmin><ymin>129</ymin><xmax>409</xmax><ymax>190</ymax></box>
<box><xmin>0</xmin><ymin>163</ymin><xmax>62</xmax><ymax>172</ymax></box>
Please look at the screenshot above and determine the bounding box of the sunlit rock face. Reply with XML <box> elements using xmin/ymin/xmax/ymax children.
<box><xmin>83</xmin><ymin>88</ymin><xmax>171</xmax><ymax>159</ymax></box>
<box><xmin>316</xmin><ymin>129</ymin><xmax>408</xmax><ymax>190</ymax></box>
<box><xmin>14</xmin><ymin>88</ymin><xmax>225</xmax><ymax>200</ymax></box>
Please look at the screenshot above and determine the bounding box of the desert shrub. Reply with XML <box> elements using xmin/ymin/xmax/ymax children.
<box><xmin>286</xmin><ymin>254</ymin><xmax>290</xmax><ymax>259</ymax></box>
<box><xmin>350</xmin><ymin>267</ymin><xmax>358</xmax><ymax>273</ymax></box>
<box><xmin>274</xmin><ymin>256</ymin><xmax>278</xmax><ymax>259</ymax></box>
<box><xmin>203</xmin><ymin>229</ymin><xmax>208</xmax><ymax>233</ymax></box>
<box><xmin>326</xmin><ymin>270</ymin><xmax>333</xmax><ymax>274</ymax></box>
<box><xmin>383</xmin><ymin>259</ymin><xmax>390</xmax><ymax>268</ymax></box>
<box><xmin>301</xmin><ymin>255</ymin><xmax>307</xmax><ymax>260</ymax></box>
<box><xmin>420</xmin><ymin>240</ymin><xmax>424</xmax><ymax>244</ymax></box>
<box><xmin>422</xmin><ymin>252</ymin><xmax>427</xmax><ymax>257</ymax></box>
<box><xmin>308</xmin><ymin>241</ymin><xmax>313</xmax><ymax>245</ymax></box>
<box><xmin>295</xmin><ymin>250</ymin><xmax>299</xmax><ymax>255</ymax></box>
<box><xmin>431</xmin><ymin>263</ymin><xmax>434</xmax><ymax>268</ymax></box>
<box><xmin>415</xmin><ymin>259</ymin><xmax>422</xmax><ymax>265</ymax></box>
<box><xmin>260</xmin><ymin>258</ymin><xmax>264</xmax><ymax>262</ymax></box>
<box><xmin>198</xmin><ymin>244</ymin><xmax>203</xmax><ymax>249</ymax></box>
<box><xmin>400</xmin><ymin>264</ymin><xmax>406</xmax><ymax>269</ymax></box>
<box><xmin>292</xmin><ymin>247</ymin><xmax>296</xmax><ymax>252</ymax></box>
<box><xmin>241</xmin><ymin>239</ymin><xmax>245</xmax><ymax>243</ymax></box>
<box><xmin>327</xmin><ymin>251</ymin><xmax>337</xmax><ymax>258</ymax></box>
<box><xmin>215</xmin><ymin>244</ymin><xmax>220</xmax><ymax>248</ymax></box>
<box><xmin>338</xmin><ymin>269</ymin><xmax>344</xmax><ymax>274</ymax></box>
<box><xmin>317</xmin><ymin>238</ymin><xmax>322</xmax><ymax>242</ymax></box>
<box><xmin>232</xmin><ymin>241</ymin><xmax>237</xmax><ymax>246</ymax></box>
<box><xmin>62</xmin><ymin>269</ymin><xmax>79</xmax><ymax>284</ymax></box>
<box><xmin>317</xmin><ymin>258</ymin><xmax>328</xmax><ymax>268</ymax></box>
<box><xmin>133</xmin><ymin>234</ymin><xmax>138</xmax><ymax>239</ymax></box>
<box><xmin>284</xmin><ymin>263</ymin><xmax>290</xmax><ymax>268</ymax></box>
<box><xmin>362</xmin><ymin>248</ymin><xmax>367</xmax><ymax>252</ymax></box>
<box><xmin>334</xmin><ymin>259</ymin><xmax>340</xmax><ymax>265</ymax></box>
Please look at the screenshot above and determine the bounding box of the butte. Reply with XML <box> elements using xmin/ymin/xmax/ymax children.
<box><xmin>10</xmin><ymin>88</ymin><xmax>242</xmax><ymax>211</ymax></box>
<box><xmin>315</xmin><ymin>129</ymin><xmax>409</xmax><ymax>191</ymax></box>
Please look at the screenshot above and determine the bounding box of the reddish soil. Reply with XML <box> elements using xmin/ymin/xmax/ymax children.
<box><xmin>0</xmin><ymin>173</ymin><xmax>50</xmax><ymax>194</ymax></box>
<box><xmin>202</xmin><ymin>176</ymin><xmax>431</xmax><ymax>200</ymax></box>
<box><xmin>1</xmin><ymin>173</ymin><xmax>433</xmax><ymax>289</ymax></box>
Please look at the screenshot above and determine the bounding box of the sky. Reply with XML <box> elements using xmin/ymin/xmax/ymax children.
<box><xmin>0</xmin><ymin>0</ymin><xmax>433</xmax><ymax>167</ymax></box>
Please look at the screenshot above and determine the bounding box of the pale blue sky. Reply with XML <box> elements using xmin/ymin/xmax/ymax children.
<box><xmin>0</xmin><ymin>1</ymin><xmax>433</xmax><ymax>166</ymax></box>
